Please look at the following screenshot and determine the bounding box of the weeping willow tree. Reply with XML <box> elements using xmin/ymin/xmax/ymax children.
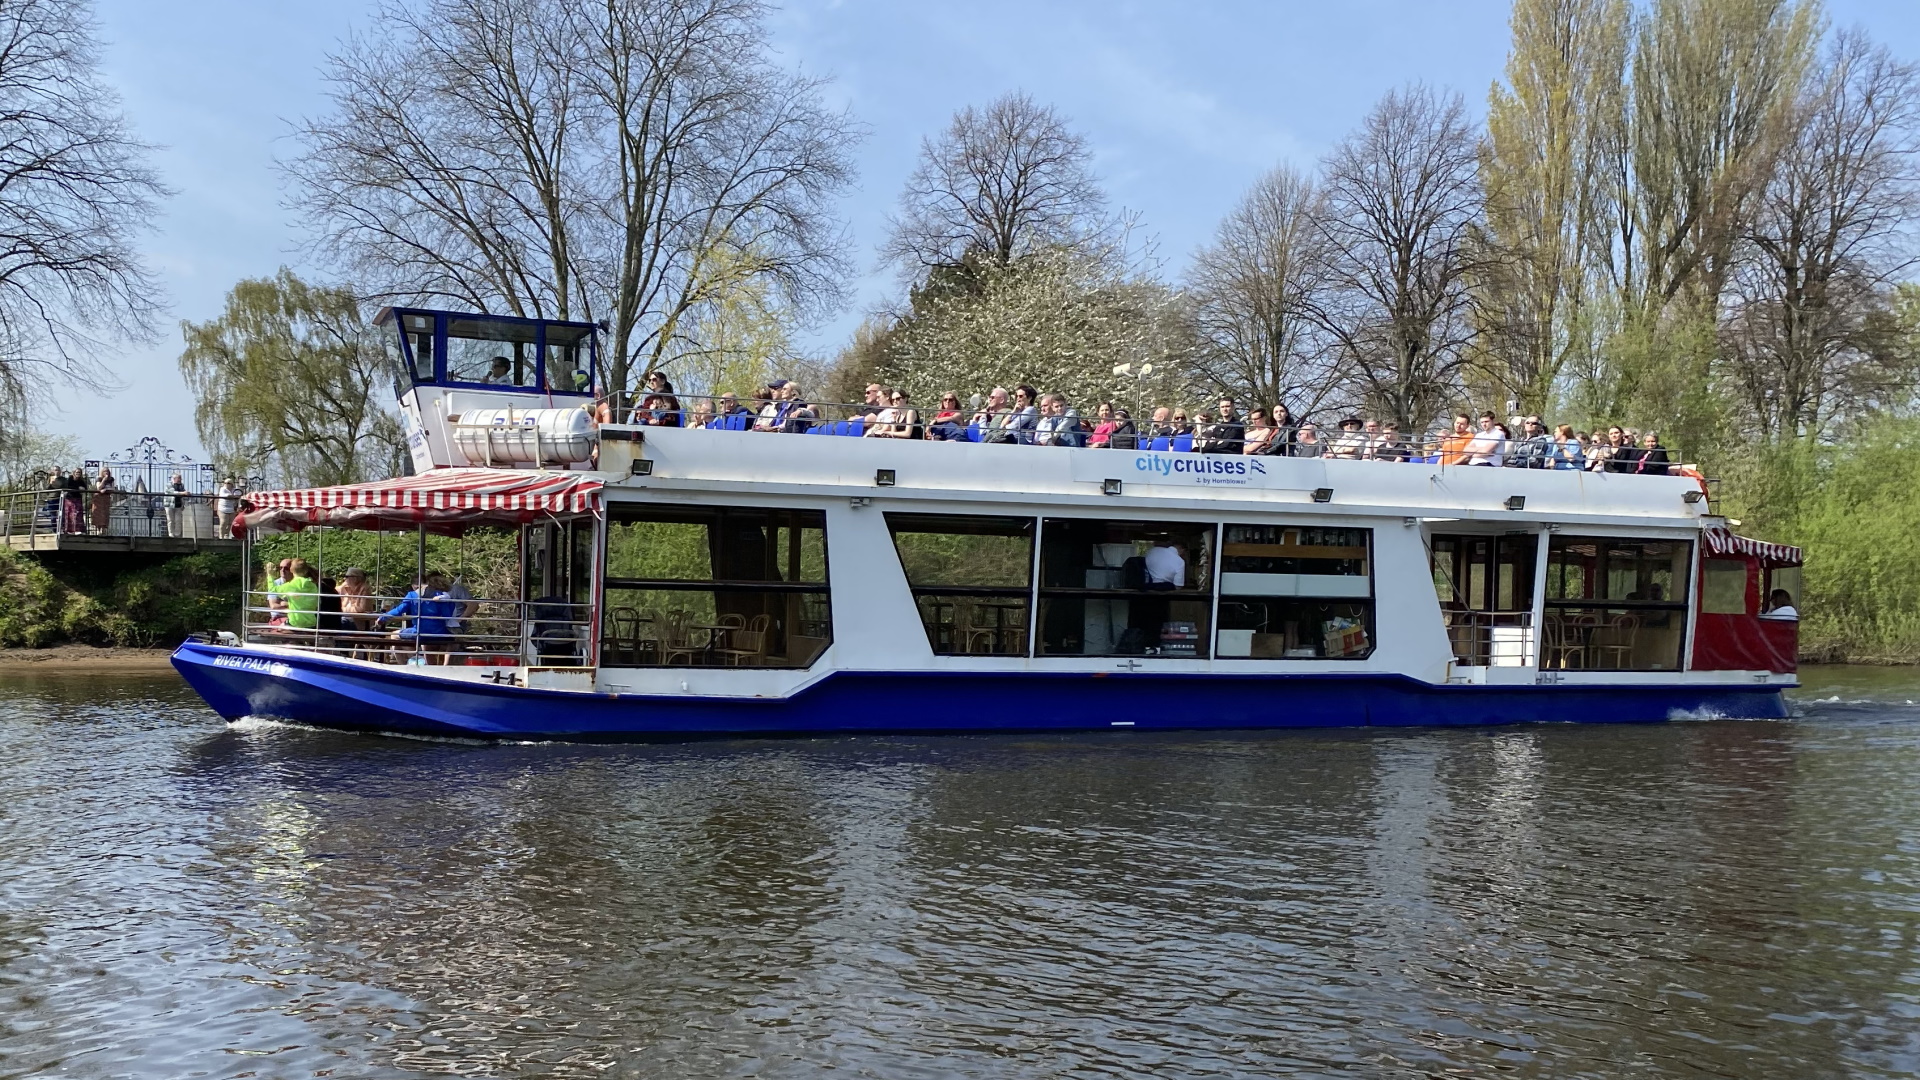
<box><xmin>179</xmin><ymin>270</ymin><xmax>406</xmax><ymax>487</ymax></box>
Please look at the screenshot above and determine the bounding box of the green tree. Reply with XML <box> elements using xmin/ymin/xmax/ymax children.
<box><xmin>1477</xmin><ymin>0</ymin><xmax>1630</xmax><ymax>413</ymax></box>
<box><xmin>179</xmin><ymin>270</ymin><xmax>405</xmax><ymax>487</ymax></box>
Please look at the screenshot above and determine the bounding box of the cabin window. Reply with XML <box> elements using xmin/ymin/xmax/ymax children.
<box><xmin>1702</xmin><ymin>558</ymin><xmax>1750</xmax><ymax>615</ymax></box>
<box><xmin>446</xmin><ymin>316</ymin><xmax>539</xmax><ymax>388</ymax></box>
<box><xmin>1766</xmin><ymin>565</ymin><xmax>1803</xmax><ymax>612</ymax></box>
<box><xmin>1430</xmin><ymin>533</ymin><xmax>1536</xmax><ymax>666</ymax></box>
<box><xmin>1037</xmin><ymin>518</ymin><xmax>1214</xmax><ymax>657</ymax></box>
<box><xmin>1545</xmin><ymin>537</ymin><xmax>1691</xmax><ymax>671</ymax></box>
<box><xmin>1217</xmin><ymin>525</ymin><xmax>1374</xmax><ymax>659</ymax></box>
<box><xmin>886</xmin><ymin>513</ymin><xmax>1034</xmax><ymax>656</ymax></box>
<box><xmin>601</xmin><ymin>505</ymin><xmax>830</xmax><ymax>668</ymax></box>
<box><xmin>543</xmin><ymin>323</ymin><xmax>593</xmax><ymax>393</ymax></box>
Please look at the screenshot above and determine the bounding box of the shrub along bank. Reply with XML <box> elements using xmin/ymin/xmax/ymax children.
<box><xmin>0</xmin><ymin>548</ymin><xmax>241</xmax><ymax>649</ymax></box>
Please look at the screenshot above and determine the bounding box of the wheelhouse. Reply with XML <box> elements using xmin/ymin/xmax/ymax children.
<box><xmin>375</xmin><ymin>307</ymin><xmax>599</xmax><ymax>397</ymax></box>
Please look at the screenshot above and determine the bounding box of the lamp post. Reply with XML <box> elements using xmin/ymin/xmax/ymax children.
<box><xmin>1112</xmin><ymin>362</ymin><xmax>1155</xmax><ymax>420</ymax></box>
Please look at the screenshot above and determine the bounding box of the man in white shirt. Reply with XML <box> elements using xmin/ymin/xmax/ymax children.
<box><xmin>1762</xmin><ymin>589</ymin><xmax>1799</xmax><ymax>620</ymax></box>
<box><xmin>1144</xmin><ymin>542</ymin><xmax>1185</xmax><ymax>590</ymax></box>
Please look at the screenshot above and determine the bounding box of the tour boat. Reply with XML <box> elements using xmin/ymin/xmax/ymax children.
<box><xmin>170</xmin><ymin>309</ymin><xmax>1804</xmax><ymax>740</ymax></box>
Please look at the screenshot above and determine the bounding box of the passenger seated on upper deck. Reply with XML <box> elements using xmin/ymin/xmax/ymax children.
<box><xmin>1465</xmin><ymin>413</ymin><xmax>1507</xmax><ymax>466</ymax></box>
<box><xmin>1144</xmin><ymin>541</ymin><xmax>1185</xmax><ymax>590</ymax></box>
<box><xmin>1438</xmin><ymin>413</ymin><xmax>1474</xmax><ymax>465</ymax></box>
<box><xmin>1631</xmin><ymin>431</ymin><xmax>1670</xmax><ymax>475</ymax></box>
<box><xmin>971</xmin><ymin>386</ymin><xmax>1011</xmax><ymax>434</ymax></box>
<box><xmin>482</xmin><ymin>356</ymin><xmax>514</xmax><ymax>384</ymax></box>
<box><xmin>717</xmin><ymin>391</ymin><xmax>750</xmax><ymax>417</ymax></box>
<box><xmin>1325</xmin><ymin>417</ymin><xmax>1367</xmax><ymax>459</ymax></box>
<box><xmin>632</xmin><ymin>371</ymin><xmax>682</xmax><ymax>426</ymax></box>
<box><xmin>1291</xmin><ymin>422</ymin><xmax>1324</xmax><ymax>457</ymax></box>
<box><xmin>866</xmin><ymin>387</ymin><xmax>908</xmax><ymax>437</ymax></box>
<box><xmin>688</xmin><ymin>399</ymin><xmax>716</xmax><ymax>427</ymax></box>
<box><xmin>1762</xmin><ymin>589</ymin><xmax>1799</xmax><ymax>620</ymax></box>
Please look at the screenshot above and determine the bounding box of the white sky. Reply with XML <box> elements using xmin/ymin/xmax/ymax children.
<box><xmin>45</xmin><ymin>0</ymin><xmax>1920</xmax><ymax>465</ymax></box>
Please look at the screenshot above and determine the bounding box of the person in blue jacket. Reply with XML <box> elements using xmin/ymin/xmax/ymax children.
<box><xmin>379</xmin><ymin>570</ymin><xmax>456</xmax><ymax>662</ymax></box>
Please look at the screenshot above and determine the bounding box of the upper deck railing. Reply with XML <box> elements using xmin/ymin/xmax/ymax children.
<box><xmin>606</xmin><ymin>395</ymin><xmax>1695</xmax><ymax>474</ymax></box>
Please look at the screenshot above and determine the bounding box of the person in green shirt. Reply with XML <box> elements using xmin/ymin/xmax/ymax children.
<box><xmin>279</xmin><ymin>558</ymin><xmax>320</xmax><ymax>631</ymax></box>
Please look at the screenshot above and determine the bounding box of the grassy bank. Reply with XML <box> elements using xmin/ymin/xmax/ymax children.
<box><xmin>0</xmin><ymin>548</ymin><xmax>241</xmax><ymax>649</ymax></box>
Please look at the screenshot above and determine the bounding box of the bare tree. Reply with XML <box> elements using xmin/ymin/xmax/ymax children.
<box><xmin>882</xmin><ymin>92</ymin><xmax>1108</xmax><ymax>277</ymax></box>
<box><xmin>1721</xmin><ymin>31</ymin><xmax>1920</xmax><ymax>441</ymax></box>
<box><xmin>288</xmin><ymin>0</ymin><xmax>858</xmax><ymax>407</ymax></box>
<box><xmin>1312</xmin><ymin>85</ymin><xmax>1485</xmax><ymax>431</ymax></box>
<box><xmin>0</xmin><ymin>0</ymin><xmax>164</xmax><ymax>413</ymax></box>
<box><xmin>1619</xmin><ymin>0</ymin><xmax>1818</xmax><ymax>315</ymax></box>
<box><xmin>1185</xmin><ymin>166</ymin><xmax>1342</xmax><ymax>416</ymax></box>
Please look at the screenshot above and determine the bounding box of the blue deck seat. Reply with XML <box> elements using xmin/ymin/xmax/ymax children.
<box><xmin>965</xmin><ymin>424</ymin><xmax>984</xmax><ymax>443</ymax></box>
<box><xmin>1149</xmin><ymin>436</ymin><xmax>1170</xmax><ymax>452</ymax></box>
<box><xmin>1171</xmin><ymin>433</ymin><xmax>1194</xmax><ymax>452</ymax></box>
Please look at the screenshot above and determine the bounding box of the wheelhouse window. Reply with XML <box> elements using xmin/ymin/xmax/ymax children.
<box><xmin>446</xmin><ymin>315</ymin><xmax>539</xmax><ymax>388</ymax></box>
<box><xmin>1038</xmin><ymin>518</ymin><xmax>1214</xmax><ymax>657</ymax></box>
<box><xmin>544</xmin><ymin>323</ymin><xmax>593</xmax><ymax>393</ymax></box>
<box><xmin>887</xmin><ymin>513</ymin><xmax>1033</xmax><ymax>656</ymax></box>
<box><xmin>1217</xmin><ymin>525</ymin><xmax>1374</xmax><ymax>659</ymax></box>
<box><xmin>602</xmin><ymin>506</ymin><xmax>829</xmax><ymax>668</ymax></box>
<box><xmin>1545</xmin><ymin>537</ymin><xmax>1691</xmax><ymax>671</ymax></box>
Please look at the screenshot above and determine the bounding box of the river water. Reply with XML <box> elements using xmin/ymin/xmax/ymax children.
<box><xmin>1</xmin><ymin>669</ymin><xmax>1917</xmax><ymax>1079</ymax></box>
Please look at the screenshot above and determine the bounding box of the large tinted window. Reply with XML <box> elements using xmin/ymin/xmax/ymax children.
<box><xmin>1545</xmin><ymin>537</ymin><xmax>1690</xmax><ymax>671</ymax></box>
<box><xmin>602</xmin><ymin>506</ymin><xmax>829</xmax><ymax>668</ymax></box>
<box><xmin>1038</xmin><ymin>518</ymin><xmax>1214</xmax><ymax>657</ymax></box>
<box><xmin>446</xmin><ymin>316</ymin><xmax>539</xmax><ymax>388</ymax></box>
<box><xmin>1217</xmin><ymin>524</ymin><xmax>1374</xmax><ymax>659</ymax></box>
<box><xmin>887</xmin><ymin>513</ymin><xmax>1033</xmax><ymax>656</ymax></box>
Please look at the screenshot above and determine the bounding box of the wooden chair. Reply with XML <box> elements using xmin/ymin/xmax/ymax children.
<box><xmin>660</xmin><ymin>610</ymin><xmax>709</xmax><ymax>666</ymax></box>
<box><xmin>1588</xmin><ymin>614</ymin><xmax>1637</xmax><ymax>669</ymax></box>
<box><xmin>715</xmin><ymin>614</ymin><xmax>772</xmax><ymax>666</ymax></box>
<box><xmin>1543</xmin><ymin>614</ymin><xmax>1586</xmax><ymax>669</ymax></box>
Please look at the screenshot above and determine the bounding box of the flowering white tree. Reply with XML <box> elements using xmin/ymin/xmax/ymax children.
<box><xmin>880</xmin><ymin>244</ymin><xmax>1188</xmax><ymax>412</ymax></box>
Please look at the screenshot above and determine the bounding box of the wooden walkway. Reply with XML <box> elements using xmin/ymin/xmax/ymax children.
<box><xmin>4</xmin><ymin>532</ymin><xmax>240</xmax><ymax>555</ymax></box>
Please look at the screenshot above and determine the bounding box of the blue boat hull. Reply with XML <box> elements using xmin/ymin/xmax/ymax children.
<box><xmin>170</xmin><ymin>642</ymin><xmax>1791</xmax><ymax>741</ymax></box>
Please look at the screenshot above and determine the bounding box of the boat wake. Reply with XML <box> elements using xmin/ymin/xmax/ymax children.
<box><xmin>226</xmin><ymin>715</ymin><xmax>534</xmax><ymax>746</ymax></box>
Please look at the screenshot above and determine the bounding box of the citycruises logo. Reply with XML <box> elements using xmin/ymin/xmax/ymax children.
<box><xmin>1131</xmin><ymin>453</ymin><xmax>1259</xmax><ymax>485</ymax></box>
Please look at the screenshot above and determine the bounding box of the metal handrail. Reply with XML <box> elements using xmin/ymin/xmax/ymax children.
<box><xmin>2</xmin><ymin>487</ymin><xmax>233</xmax><ymax>541</ymax></box>
<box><xmin>241</xmin><ymin>589</ymin><xmax>594</xmax><ymax>667</ymax></box>
<box><xmin>625</xmin><ymin>398</ymin><xmax>1690</xmax><ymax>471</ymax></box>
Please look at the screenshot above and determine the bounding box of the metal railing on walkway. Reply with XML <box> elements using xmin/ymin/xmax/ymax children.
<box><xmin>2</xmin><ymin>488</ymin><xmax>235</xmax><ymax>543</ymax></box>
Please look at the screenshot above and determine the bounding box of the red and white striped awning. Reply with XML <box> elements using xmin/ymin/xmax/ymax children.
<box><xmin>1703</xmin><ymin>526</ymin><xmax>1802</xmax><ymax>567</ymax></box>
<box><xmin>235</xmin><ymin>468</ymin><xmax>602</xmax><ymax>535</ymax></box>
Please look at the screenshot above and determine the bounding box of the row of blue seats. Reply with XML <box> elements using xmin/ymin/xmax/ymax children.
<box><xmin>696</xmin><ymin>411</ymin><xmax>1202</xmax><ymax>451</ymax></box>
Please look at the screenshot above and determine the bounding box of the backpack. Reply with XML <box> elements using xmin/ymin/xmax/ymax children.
<box><xmin>1121</xmin><ymin>556</ymin><xmax>1148</xmax><ymax>590</ymax></box>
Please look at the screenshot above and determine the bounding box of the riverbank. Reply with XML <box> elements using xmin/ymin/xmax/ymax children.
<box><xmin>0</xmin><ymin>645</ymin><xmax>178</xmax><ymax>672</ymax></box>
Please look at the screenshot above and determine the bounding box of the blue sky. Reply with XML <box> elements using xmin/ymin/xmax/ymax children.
<box><xmin>56</xmin><ymin>0</ymin><xmax>1920</xmax><ymax>464</ymax></box>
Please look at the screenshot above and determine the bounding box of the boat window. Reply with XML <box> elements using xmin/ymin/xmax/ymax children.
<box><xmin>1545</xmin><ymin>537</ymin><xmax>1691</xmax><ymax>671</ymax></box>
<box><xmin>1037</xmin><ymin>517</ymin><xmax>1214</xmax><ymax>657</ymax></box>
<box><xmin>446</xmin><ymin>316</ymin><xmax>539</xmax><ymax>388</ymax></box>
<box><xmin>544</xmin><ymin>323</ymin><xmax>593</xmax><ymax>393</ymax></box>
<box><xmin>1217</xmin><ymin>525</ymin><xmax>1374</xmax><ymax>659</ymax></box>
<box><xmin>602</xmin><ymin>505</ymin><xmax>829</xmax><ymax>668</ymax></box>
<box><xmin>887</xmin><ymin>513</ymin><xmax>1034</xmax><ymax>656</ymax></box>
<box><xmin>1766</xmin><ymin>565</ymin><xmax>1802</xmax><ymax>611</ymax></box>
<box><xmin>1702</xmin><ymin>558</ymin><xmax>1750</xmax><ymax>615</ymax></box>
<box><xmin>1430</xmin><ymin>533</ymin><xmax>1536</xmax><ymax>666</ymax></box>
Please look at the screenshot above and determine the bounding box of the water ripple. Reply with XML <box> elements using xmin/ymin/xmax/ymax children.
<box><xmin>0</xmin><ymin>670</ymin><xmax>1917</xmax><ymax>1078</ymax></box>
